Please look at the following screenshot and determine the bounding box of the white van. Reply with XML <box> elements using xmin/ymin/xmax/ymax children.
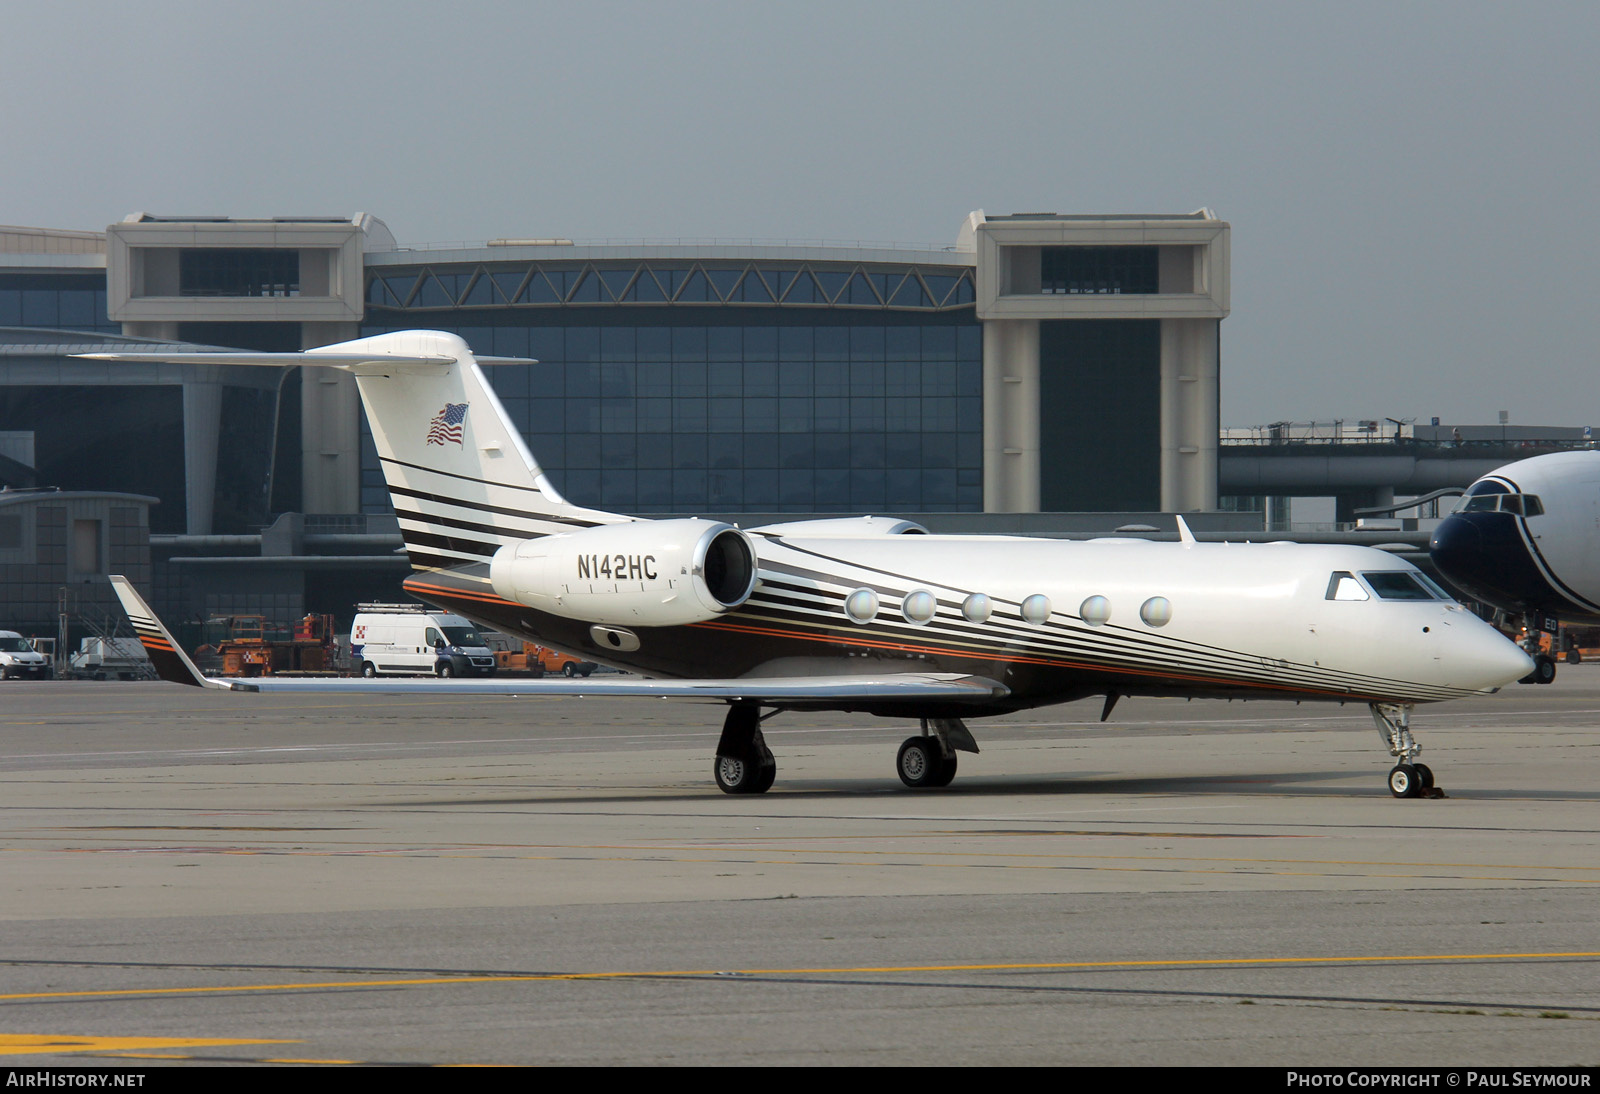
<box><xmin>0</xmin><ymin>631</ymin><xmax>53</xmax><ymax>680</ymax></box>
<box><xmin>349</xmin><ymin>606</ymin><xmax>497</xmax><ymax>678</ymax></box>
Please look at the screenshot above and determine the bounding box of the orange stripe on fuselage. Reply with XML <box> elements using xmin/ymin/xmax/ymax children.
<box><xmin>688</xmin><ymin>618</ymin><xmax>1390</xmax><ymax>702</ymax></box>
<box><xmin>402</xmin><ymin>579</ymin><xmax>518</xmax><ymax>609</ymax></box>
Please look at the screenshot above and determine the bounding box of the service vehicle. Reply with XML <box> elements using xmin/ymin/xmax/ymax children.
<box><xmin>68</xmin><ymin>637</ymin><xmax>153</xmax><ymax>680</ymax></box>
<box><xmin>0</xmin><ymin>631</ymin><xmax>53</xmax><ymax>680</ymax></box>
<box><xmin>349</xmin><ymin>604</ymin><xmax>497</xmax><ymax>678</ymax></box>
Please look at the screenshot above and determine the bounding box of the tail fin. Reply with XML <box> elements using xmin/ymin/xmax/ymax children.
<box><xmin>80</xmin><ymin>330</ymin><xmax>629</xmax><ymax>572</ymax></box>
<box><xmin>109</xmin><ymin>575</ymin><xmax>225</xmax><ymax>689</ymax></box>
<box><xmin>328</xmin><ymin>331</ymin><xmax>627</xmax><ymax>571</ymax></box>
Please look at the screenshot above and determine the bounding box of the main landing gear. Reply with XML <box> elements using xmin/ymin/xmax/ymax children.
<box><xmin>1370</xmin><ymin>701</ymin><xmax>1440</xmax><ymax>799</ymax></box>
<box><xmin>896</xmin><ymin>718</ymin><xmax>979</xmax><ymax>789</ymax></box>
<box><xmin>713</xmin><ymin>704</ymin><xmax>776</xmax><ymax>795</ymax></box>
<box><xmin>711</xmin><ymin>707</ymin><xmax>981</xmax><ymax>794</ymax></box>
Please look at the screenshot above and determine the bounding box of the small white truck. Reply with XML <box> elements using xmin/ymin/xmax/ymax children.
<box><xmin>68</xmin><ymin>637</ymin><xmax>154</xmax><ymax>680</ymax></box>
<box><xmin>0</xmin><ymin>631</ymin><xmax>53</xmax><ymax>680</ymax></box>
<box><xmin>349</xmin><ymin>604</ymin><xmax>498</xmax><ymax>678</ymax></box>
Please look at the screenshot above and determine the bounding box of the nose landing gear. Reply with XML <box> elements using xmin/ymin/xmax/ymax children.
<box><xmin>1371</xmin><ymin>702</ymin><xmax>1444</xmax><ymax>799</ymax></box>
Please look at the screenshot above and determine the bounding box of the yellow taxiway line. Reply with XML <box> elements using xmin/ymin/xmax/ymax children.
<box><xmin>5</xmin><ymin>950</ymin><xmax>1600</xmax><ymax>1004</ymax></box>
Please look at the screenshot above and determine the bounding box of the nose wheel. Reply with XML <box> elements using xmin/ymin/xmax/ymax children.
<box><xmin>1387</xmin><ymin>762</ymin><xmax>1435</xmax><ymax>799</ymax></box>
<box><xmin>1372</xmin><ymin>703</ymin><xmax>1444</xmax><ymax>798</ymax></box>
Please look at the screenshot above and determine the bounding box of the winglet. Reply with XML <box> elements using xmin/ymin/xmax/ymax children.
<box><xmin>1175</xmin><ymin>515</ymin><xmax>1196</xmax><ymax>548</ymax></box>
<box><xmin>109</xmin><ymin>576</ymin><xmax>228</xmax><ymax>689</ymax></box>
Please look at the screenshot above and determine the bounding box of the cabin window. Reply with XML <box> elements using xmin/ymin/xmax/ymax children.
<box><xmin>844</xmin><ymin>588</ymin><xmax>879</xmax><ymax>624</ymax></box>
<box><xmin>1139</xmin><ymin>597</ymin><xmax>1172</xmax><ymax>627</ymax></box>
<box><xmin>1020</xmin><ymin>594</ymin><xmax>1052</xmax><ymax>625</ymax></box>
<box><xmin>1361</xmin><ymin>572</ymin><xmax>1436</xmax><ymax>601</ymax></box>
<box><xmin>902</xmin><ymin>590</ymin><xmax>936</xmax><ymax>624</ymax></box>
<box><xmin>1326</xmin><ymin>572</ymin><xmax>1369</xmax><ymax>601</ymax></box>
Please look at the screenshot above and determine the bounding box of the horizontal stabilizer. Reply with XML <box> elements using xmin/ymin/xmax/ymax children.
<box><xmin>73</xmin><ymin>351</ymin><xmax>533</xmax><ymax>368</ymax></box>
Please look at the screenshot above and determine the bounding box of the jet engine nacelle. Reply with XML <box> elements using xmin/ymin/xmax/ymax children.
<box><xmin>489</xmin><ymin>518</ymin><xmax>757</xmax><ymax>627</ymax></box>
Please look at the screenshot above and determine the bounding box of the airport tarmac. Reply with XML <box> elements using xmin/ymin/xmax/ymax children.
<box><xmin>1</xmin><ymin>673</ymin><xmax>1598</xmax><ymax>1067</ymax></box>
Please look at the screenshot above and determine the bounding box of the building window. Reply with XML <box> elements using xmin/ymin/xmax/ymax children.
<box><xmin>1040</xmin><ymin>247</ymin><xmax>1158</xmax><ymax>295</ymax></box>
<box><xmin>72</xmin><ymin>519</ymin><xmax>102</xmax><ymax>575</ymax></box>
<box><xmin>180</xmin><ymin>250</ymin><xmax>300</xmax><ymax>298</ymax></box>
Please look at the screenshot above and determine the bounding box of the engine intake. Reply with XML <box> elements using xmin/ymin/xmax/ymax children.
<box><xmin>490</xmin><ymin>518</ymin><xmax>756</xmax><ymax>627</ymax></box>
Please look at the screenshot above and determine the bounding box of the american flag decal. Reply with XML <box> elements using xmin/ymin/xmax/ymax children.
<box><xmin>426</xmin><ymin>403</ymin><xmax>468</xmax><ymax>446</ymax></box>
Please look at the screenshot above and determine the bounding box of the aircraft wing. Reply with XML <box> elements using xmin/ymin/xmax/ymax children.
<box><xmin>109</xmin><ymin>577</ymin><xmax>1008</xmax><ymax>705</ymax></box>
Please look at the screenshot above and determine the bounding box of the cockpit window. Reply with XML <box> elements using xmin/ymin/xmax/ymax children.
<box><xmin>1457</xmin><ymin>492</ymin><xmax>1543</xmax><ymax>516</ymax></box>
<box><xmin>1414</xmin><ymin>573</ymin><xmax>1455</xmax><ymax>601</ymax></box>
<box><xmin>1326</xmin><ymin>572</ymin><xmax>1370</xmax><ymax>601</ymax></box>
<box><xmin>1361</xmin><ymin>571</ymin><xmax>1437</xmax><ymax>600</ymax></box>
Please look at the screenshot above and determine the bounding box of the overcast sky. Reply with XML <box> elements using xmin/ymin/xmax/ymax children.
<box><xmin>4</xmin><ymin>1</ymin><xmax>1595</xmax><ymax>427</ymax></box>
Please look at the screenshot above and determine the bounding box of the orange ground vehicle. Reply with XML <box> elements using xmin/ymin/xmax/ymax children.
<box><xmin>194</xmin><ymin>613</ymin><xmax>339</xmax><ymax>676</ymax></box>
<box><xmin>493</xmin><ymin>642</ymin><xmax>596</xmax><ymax>677</ymax></box>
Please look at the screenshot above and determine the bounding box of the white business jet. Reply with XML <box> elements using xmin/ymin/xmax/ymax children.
<box><xmin>85</xmin><ymin>332</ymin><xmax>1531</xmax><ymax>798</ymax></box>
<box><xmin>1431</xmin><ymin>449</ymin><xmax>1600</xmax><ymax>684</ymax></box>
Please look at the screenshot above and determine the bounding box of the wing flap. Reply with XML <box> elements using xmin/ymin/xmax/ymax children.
<box><xmin>109</xmin><ymin>576</ymin><xmax>1007</xmax><ymax>704</ymax></box>
<box><xmin>192</xmin><ymin>674</ymin><xmax>1008</xmax><ymax>702</ymax></box>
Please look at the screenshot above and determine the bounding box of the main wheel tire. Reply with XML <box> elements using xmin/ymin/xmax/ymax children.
<box><xmin>1413</xmin><ymin>762</ymin><xmax>1435</xmax><ymax>789</ymax></box>
<box><xmin>714</xmin><ymin>754</ymin><xmax>767</xmax><ymax>794</ymax></box>
<box><xmin>361</xmin><ymin>662</ymin><xmax>377</xmax><ymax>678</ymax></box>
<box><xmin>929</xmin><ymin>749</ymin><xmax>958</xmax><ymax>788</ymax></box>
<box><xmin>897</xmin><ymin>736</ymin><xmax>941</xmax><ymax>788</ymax></box>
<box><xmin>753</xmin><ymin>760</ymin><xmax>777</xmax><ymax>794</ymax></box>
<box><xmin>563</xmin><ymin>662</ymin><xmax>578</xmax><ymax>677</ymax></box>
<box><xmin>1388</xmin><ymin>764</ymin><xmax>1422</xmax><ymax>799</ymax></box>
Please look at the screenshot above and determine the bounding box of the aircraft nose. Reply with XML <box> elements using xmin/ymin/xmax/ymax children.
<box><xmin>1450</xmin><ymin>617</ymin><xmax>1535</xmax><ymax>690</ymax></box>
<box><xmin>1486</xmin><ymin>632</ymin><xmax>1536</xmax><ymax>686</ymax></box>
<box><xmin>1430</xmin><ymin>512</ymin><xmax>1534</xmax><ymax>609</ymax></box>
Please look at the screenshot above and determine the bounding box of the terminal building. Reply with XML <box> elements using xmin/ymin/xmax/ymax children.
<box><xmin>1</xmin><ymin>208</ymin><xmax>1233</xmax><ymax>631</ymax></box>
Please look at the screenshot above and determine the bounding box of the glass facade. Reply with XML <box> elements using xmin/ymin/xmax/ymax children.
<box><xmin>0</xmin><ymin>385</ymin><xmax>187</xmax><ymax>532</ymax></box>
<box><xmin>361</xmin><ymin>257</ymin><xmax>983</xmax><ymax>516</ymax></box>
<box><xmin>1039</xmin><ymin>319</ymin><xmax>1161</xmax><ymax>512</ymax></box>
<box><xmin>1040</xmin><ymin>247</ymin><xmax>1158</xmax><ymax>295</ymax></box>
<box><xmin>0</xmin><ymin>273</ymin><xmax>119</xmax><ymax>336</ymax></box>
<box><xmin>178</xmin><ymin>249</ymin><xmax>300</xmax><ymax>298</ymax></box>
